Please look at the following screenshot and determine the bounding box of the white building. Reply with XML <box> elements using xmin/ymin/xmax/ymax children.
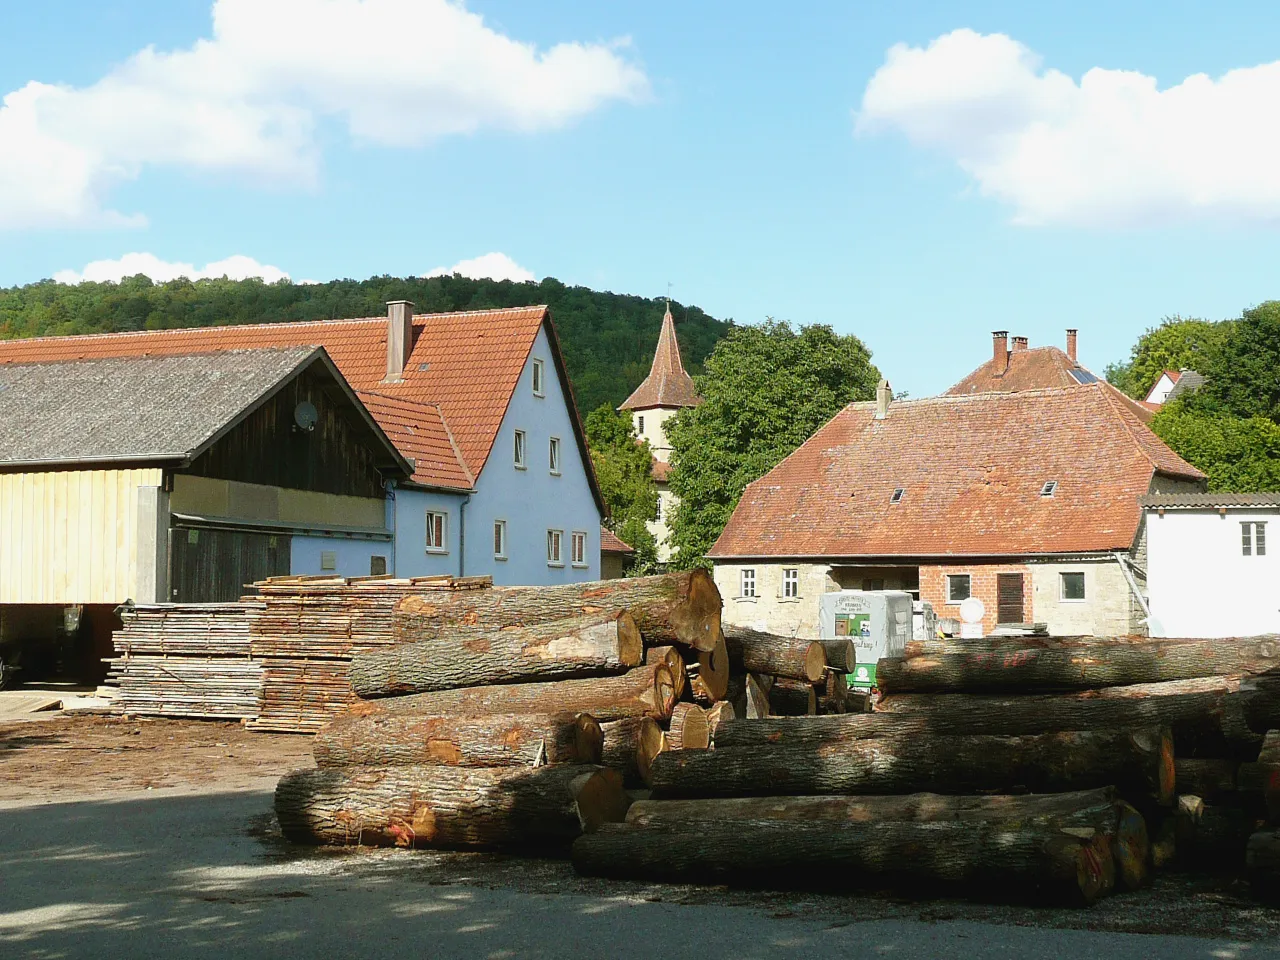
<box><xmin>1143</xmin><ymin>493</ymin><xmax>1280</xmax><ymax>638</ymax></box>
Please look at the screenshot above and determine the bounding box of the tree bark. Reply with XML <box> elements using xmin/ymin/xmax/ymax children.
<box><xmin>275</xmin><ymin>763</ymin><xmax>628</xmax><ymax>849</ymax></box>
<box><xmin>768</xmin><ymin>677</ymin><xmax>816</xmax><ymax>716</ymax></box>
<box><xmin>652</xmin><ymin>723</ymin><xmax>1174</xmax><ymax>804</ymax></box>
<box><xmin>820</xmin><ymin>638</ymin><xmax>856</xmax><ymax>674</ymax></box>
<box><xmin>350</xmin><ymin>611</ymin><xmax>642</xmax><ymax>698</ymax></box>
<box><xmin>666</xmin><ymin>703</ymin><xmax>710</xmax><ymax>751</ymax></box>
<box><xmin>572</xmin><ymin>817</ymin><xmax>1114</xmax><ymax>905</ymax></box>
<box><xmin>687</xmin><ymin>634</ymin><xmax>729</xmax><ymax>704</ymax></box>
<box><xmin>878</xmin><ymin>637</ymin><xmax>1280</xmax><ymax>694</ymax></box>
<box><xmin>724</xmin><ymin>626</ymin><xmax>826</xmax><ymax>682</ymax></box>
<box><xmin>646</xmin><ymin>646</ymin><xmax>686</xmax><ymax>700</ymax></box>
<box><xmin>1174</xmin><ymin>794</ymin><xmax>1255</xmax><ymax>870</ymax></box>
<box><xmin>903</xmin><ymin>636</ymin><xmax>1102</xmax><ymax>659</ymax></box>
<box><xmin>396</xmin><ymin>570</ymin><xmax>723</xmax><ymax>652</ymax></box>
<box><xmin>1174</xmin><ymin>759</ymin><xmax>1238</xmax><ymax>803</ymax></box>
<box><xmin>355</xmin><ymin>664</ymin><xmax>677</xmax><ymax>724</ymax></box>
<box><xmin>725</xmin><ymin>673</ymin><xmax>770</xmax><ymax>720</ymax></box>
<box><xmin>600</xmin><ymin>716</ymin><xmax>666</xmax><ymax>788</ymax></box>
<box><xmin>312</xmin><ymin>711</ymin><xmax>602</xmax><ymax>769</ymax></box>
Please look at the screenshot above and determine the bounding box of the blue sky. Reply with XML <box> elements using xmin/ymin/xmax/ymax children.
<box><xmin>3</xmin><ymin>1</ymin><xmax>1280</xmax><ymax>397</ymax></box>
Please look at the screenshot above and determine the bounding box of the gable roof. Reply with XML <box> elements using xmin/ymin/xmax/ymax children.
<box><xmin>709</xmin><ymin>384</ymin><xmax>1206</xmax><ymax>561</ymax></box>
<box><xmin>0</xmin><ymin>347</ymin><xmax>409</xmax><ymax>474</ymax></box>
<box><xmin>0</xmin><ymin>307</ymin><xmax>603</xmax><ymax>510</ymax></box>
<box><xmin>356</xmin><ymin>392</ymin><xmax>473</xmax><ymax>490</ymax></box>
<box><xmin>619</xmin><ymin>305</ymin><xmax>702</xmax><ymax>411</ymax></box>
<box><xmin>600</xmin><ymin>527</ymin><xmax>635</xmax><ymax>555</ymax></box>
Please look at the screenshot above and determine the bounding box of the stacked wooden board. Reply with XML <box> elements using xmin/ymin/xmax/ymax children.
<box><xmin>274</xmin><ymin>570</ymin><xmax>726</xmax><ymax>851</ymax></box>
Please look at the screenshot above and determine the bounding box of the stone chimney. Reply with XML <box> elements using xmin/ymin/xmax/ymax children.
<box><xmin>992</xmin><ymin>331</ymin><xmax>1009</xmax><ymax>374</ymax></box>
<box><xmin>384</xmin><ymin>300</ymin><xmax>415</xmax><ymax>383</ymax></box>
<box><xmin>1066</xmin><ymin>328</ymin><xmax>1078</xmax><ymax>363</ymax></box>
<box><xmin>1012</xmin><ymin>336</ymin><xmax>1029</xmax><ymax>352</ymax></box>
<box><xmin>874</xmin><ymin>378</ymin><xmax>892</xmax><ymax>420</ymax></box>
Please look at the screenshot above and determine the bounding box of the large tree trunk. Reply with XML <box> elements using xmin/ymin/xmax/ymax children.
<box><xmin>396</xmin><ymin>570</ymin><xmax>723</xmax><ymax>652</ymax></box>
<box><xmin>349</xmin><ymin>611</ymin><xmax>642</xmax><ymax>698</ymax></box>
<box><xmin>725</xmin><ymin>674</ymin><xmax>770</xmax><ymax>720</ymax></box>
<box><xmin>653</xmin><ymin>723</ymin><xmax>1174</xmax><ymax>804</ymax></box>
<box><xmin>1238</xmin><ymin>731</ymin><xmax>1280</xmax><ymax>822</ymax></box>
<box><xmin>572</xmin><ymin>818</ymin><xmax>1114</xmax><ymax>905</ymax></box>
<box><xmin>687</xmin><ymin>634</ymin><xmax>729</xmax><ymax>704</ymax></box>
<box><xmin>874</xmin><ymin>676</ymin><xmax>1263</xmax><ymax>752</ymax></box>
<box><xmin>360</xmin><ymin>664</ymin><xmax>677</xmax><ymax>724</ymax></box>
<box><xmin>1173</xmin><ymin>794</ymin><xmax>1255</xmax><ymax>870</ymax></box>
<box><xmin>1174</xmin><ymin>759</ymin><xmax>1238</xmax><ymax>803</ymax></box>
<box><xmin>878</xmin><ymin>637</ymin><xmax>1280</xmax><ymax>694</ymax></box>
<box><xmin>724</xmin><ymin>626</ymin><xmax>826</xmax><ymax>682</ymax></box>
<box><xmin>313</xmin><ymin>711</ymin><xmax>602</xmax><ymax>768</ymax></box>
<box><xmin>768</xmin><ymin>677</ymin><xmax>816</xmax><ymax>716</ymax></box>
<box><xmin>600</xmin><ymin>717</ymin><xmax>666</xmax><ymax>787</ymax></box>
<box><xmin>903</xmin><ymin>636</ymin><xmax>1103</xmax><ymax>659</ymax></box>
<box><xmin>275</xmin><ymin>763</ymin><xmax>628</xmax><ymax>849</ymax></box>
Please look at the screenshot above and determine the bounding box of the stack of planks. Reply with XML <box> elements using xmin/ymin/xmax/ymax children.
<box><xmin>107</xmin><ymin>603</ymin><xmax>263</xmax><ymax>719</ymax></box>
<box><xmin>274</xmin><ymin>570</ymin><xmax>728</xmax><ymax>853</ymax></box>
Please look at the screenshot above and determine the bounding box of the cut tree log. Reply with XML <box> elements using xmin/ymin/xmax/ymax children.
<box><xmin>768</xmin><ymin>677</ymin><xmax>816</xmax><ymax>716</ymax></box>
<box><xmin>687</xmin><ymin>634</ymin><xmax>729</xmax><ymax>704</ymax></box>
<box><xmin>646</xmin><ymin>646</ymin><xmax>687</xmax><ymax>700</ymax></box>
<box><xmin>1174</xmin><ymin>759</ymin><xmax>1238</xmax><ymax>803</ymax></box>
<box><xmin>396</xmin><ymin>570</ymin><xmax>723</xmax><ymax>652</ymax></box>
<box><xmin>820</xmin><ymin>638</ymin><xmax>856</xmax><ymax>674</ymax></box>
<box><xmin>275</xmin><ymin>763</ymin><xmax>628</xmax><ymax>849</ymax></box>
<box><xmin>818</xmin><ymin>695</ymin><xmax>846</xmax><ymax>716</ymax></box>
<box><xmin>877</xmin><ymin>636</ymin><xmax>1280</xmax><ymax>694</ymax></box>
<box><xmin>1247</xmin><ymin>828</ymin><xmax>1280</xmax><ymax>898</ymax></box>
<box><xmin>600</xmin><ymin>716</ymin><xmax>666</xmax><ymax>787</ymax></box>
<box><xmin>652</xmin><ymin>723</ymin><xmax>1174</xmax><ymax>804</ymax></box>
<box><xmin>710</xmin><ymin>713</ymin><xmax>922</xmax><ymax>751</ymax></box>
<box><xmin>349</xmin><ymin>611</ymin><xmax>642</xmax><ymax>698</ymax></box>
<box><xmin>358</xmin><ymin>664</ymin><xmax>677</xmax><ymax>724</ymax></box>
<box><xmin>723</xmin><ymin>626</ymin><xmax>826</xmax><ymax>682</ymax></box>
<box><xmin>706</xmin><ymin>701</ymin><xmax>735</xmax><ymax>735</ymax></box>
<box><xmin>313</xmin><ymin>711</ymin><xmax>603</xmax><ymax>768</ymax></box>
<box><xmin>666</xmin><ymin>703</ymin><xmax>710</xmax><ymax>751</ymax></box>
<box><xmin>874</xmin><ymin>676</ymin><xmax>1263</xmax><ymax>752</ymax></box>
<box><xmin>725</xmin><ymin>673</ymin><xmax>770</xmax><ymax>720</ymax></box>
<box><xmin>1239</xmin><ymin>730</ymin><xmax>1280</xmax><ymax>822</ymax></box>
<box><xmin>1174</xmin><ymin>794</ymin><xmax>1256</xmax><ymax>869</ymax></box>
<box><xmin>903</xmin><ymin>636</ymin><xmax>1104</xmax><ymax>659</ymax></box>
<box><xmin>572</xmin><ymin>817</ymin><xmax>1114</xmax><ymax>905</ymax></box>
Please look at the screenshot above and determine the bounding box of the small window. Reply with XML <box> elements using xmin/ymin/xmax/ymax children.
<box><xmin>947</xmin><ymin>574</ymin><xmax>971</xmax><ymax>603</ymax></box>
<box><xmin>494</xmin><ymin>520</ymin><xmax>507</xmax><ymax>560</ymax></box>
<box><xmin>547</xmin><ymin>529</ymin><xmax>563</xmax><ymax>566</ymax></box>
<box><xmin>571</xmin><ymin>531</ymin><xmax>588</xmax><ymax>567</ymax></box>
<box><xmin>1040</xmin><ymin>480</ymin><xmax>1058</xmax><ymax>497</ymax></box>
<box><xmin>1243</xmin><ymin>522</ymin><xmax>1268</xmax><ymax>557</ymax></box>
<box><xmin>320</xmin><ymin>550</ymin><xmax>337</xmax><ymax>571</ymax></box>
<box><xmin>655</xmin><ymin>497</ymin><xmax>662</xmax><ymax>521</ymax></box>
<box><xmin>890</xmin><ymin>487</ymin><xmax>905</xmax><ymax>504</ymax></box>
<box><xmin>1060</xmin><ymin>571</ymin><xmax>1086</xmax><ymax>601</ymax></box>
<box><xmin>783</xmin><ymin>568</ymin><xmax>799</xmax><ymax>598</ymax></box>
<box><xmin>369</xmin><ymin>555</ymin><xmax>387</xmax><ymax>576</ymax></box>
<box><xmin>862</xmin><ymin>578</ymin><xmax>885</xmax><ymax>591</ymax></box>
<box><xmin>513</xmin><ymin>430</ymin><xmax>527</xmax><ymax>469</ymax></box>
<box><xmin>426</xmin><ymin>511</ymin><xmax>448</xmax><ymax>553</ymax></box>
<box><xmin>637</xmin><ymin>415</ymin><xmax>645</xmax><ymax>434</ymax></box>
<box><xmin>740</xmin><ymin>568</ymin><xmax>756</xmax><ymax>598</ymax></box>
<box><xmin>532</xmin><ymin>359</ymin><xmax>545</xmax><ymax>397</ymax></box>
<box><xmin>549</xmin><ymin>436</ymin><xmax>562</xmax><ymax>475</ymax></box>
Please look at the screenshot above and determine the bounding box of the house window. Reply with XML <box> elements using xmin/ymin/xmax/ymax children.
<box><xmin>947</xmin><ymin>574</ymin><xmax>971</xmax><ymax>603</ymax></box>
<box><xmin>532</xmin><ymin>359</ymin><xmax>545</xmax><ymax>397</ymax></box>
<box><xmin>740</xmin><ymin>568</ymin><xmax>756</xmax><ymax>598</ymax></box>
<box><xmin>370</xmin><ymin>556</ymin><xmax>387</xmax><ymax>576</ymax></box>
<box><xmin>1243</xmin><ymin>522</ymin><xmax>1267</xmax><ymax>557</ymax></box>
<box><xmin>637</xmin><ymin>415</ymin><xmax>645</xmax><ymax>434</ymax></box>
<box><xmin>571</xmin><ymin>531</ymin><xmax>588</xmax><ymax>567</ymax></box>
<box><xmin>1060</xmin><ymin>572</ymin><xmax>1086</xmax><ymax>601</ymax></box>
<box><xmin>549</xmin><ymin>436</ymin><xmax>562</xmax><ymax>475</ymax></box>
<box><xmin>547</xmin><ymin>529</ymin><xmax>563</xmax><ymax>566</ymax></box>
<box><xmin>862</xmin><ymin>578</ymin><xmax>885</xmax><ymax>591</ymax></box>
<box><xmin>1040</xmin><ymin>480</ymin><xmax>1058</xmax><ymax>497</ymax></box>
<box><xmin>783</xmin><ymin>568</ymin><xmax>799</xmax><ymax>598</ymax></box>
<box><xmin>493</xmin><ymin>520</ymin><xmax>507</xmax><ymax>561</ymax></box>
<box><xmin>513</xmin><ymin>430</ymin><xmax>527</xmax><ymax>469</ymax></box>
<box><xmin>426</xmin><ymin>511</ymin><xmax>448</xmax><ymax>553</ymax></box>
<box><xmin>655</xmin><ymin>497</ymin><xmax>662</xmax><ymax>521</ymax></box>
<box><xmin>890</xmin><ymin>487</ymin><xmax>905</xmax><ymax>504</ymax></box>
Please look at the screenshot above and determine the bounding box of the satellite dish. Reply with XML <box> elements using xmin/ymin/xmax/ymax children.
<box><xmin>959</xmin><ymin>597</ymin><xmax>985</xmax><ymax>624</ymax></box>
<box><xmin>294</xmin><ymin>400</ymin><xmax>318</xmax><ymax>431</ymax></box>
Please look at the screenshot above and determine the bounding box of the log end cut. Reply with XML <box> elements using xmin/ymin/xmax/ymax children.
<box><xmin>802</xmin><ymin>643</ymin><xmax>827</xmax><ymax>684</ymax></box>
<box><xmin>617</xmin><ymin>611</ymin><xmax>644</xmax><ymax>667</ymax></box>
<box><xmin>573</xmin><ymin>713</ymin><xmax>605</xmax><ymax>764</ymax></box>
<box><xmin>667</xmin><ymin>703</ymin><xmax>711</xmax><ymax>751</ymax></box>
<box><xmin>674</xmin><ymin>569</ymin><xmax>724</xmax><ymax>653</ymax></box>
<box><xmin>571</xmin><ymin>767</ymin><xmax>631</xmax><ymax>833</ymax></box>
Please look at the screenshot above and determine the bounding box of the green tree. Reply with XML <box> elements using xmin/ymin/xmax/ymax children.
<box><xmin>583</xmin><ymin>404</ymin><xmax>659</xmax><ymax>574</ymax></box>
<box><xmin>665</xmin><ymin>320</ymin><xmax>881</xmax><ymax>569</ymax></box>
<box><xmin>1198</xmin><ymin>301</ymin><xmax>1280</xmax><ymax>421</ymax></box>
<box><xmin>1104</xmin><ymin>316</ymin><xmax>1232</xmax><ymax>399</ymax></box>
<box><xmin>1151</xmin><ymin>404</ymin><xmax>1280</xmax><ymax>492</ymax></box>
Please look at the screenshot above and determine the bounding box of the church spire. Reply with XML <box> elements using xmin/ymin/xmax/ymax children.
<box><xmin>618</xmin><ymin>301</ymin><xmax>702</xmax><ymax>411</ymax></box>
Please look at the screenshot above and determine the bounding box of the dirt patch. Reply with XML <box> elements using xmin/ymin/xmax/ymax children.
<box><xmin>0</xmin><ymin>713</ymin><xmax>314</xmax><ymax>802</ymax></box>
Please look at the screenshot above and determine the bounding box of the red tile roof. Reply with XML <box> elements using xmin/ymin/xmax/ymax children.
<box><xmin>619</xmin><ymin>305</ymin><xmax>702</xmax><ymax>411</ymax></box>
<box><xmin>709</xmin><ymin>384</ymin><xmax>1206</xmax><ymax>560</ymax></box>
<box><xmin>0</xmin><ymin>307</ymin><xmax>601</xmax><ymax>509</ymax></box>
<box><xmin>651</xmin><ymin>457</ymin><xmax>672</xmax><ymax>482</ymax></box>
<box><xmin>600</xmin><ymin>527</ymin><xmax>635</xmax><ymax>554</ymax></box>
<box><xmin>356</xmin><ymin>392</ymin><xmax>472</xmax><ymax>490</ymax></box>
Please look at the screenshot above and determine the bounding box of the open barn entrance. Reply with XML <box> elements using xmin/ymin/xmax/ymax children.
<box><xmin>0</xmin><ymin>603</ymin><xmax>119</xmax><ymax>688</ymax></box>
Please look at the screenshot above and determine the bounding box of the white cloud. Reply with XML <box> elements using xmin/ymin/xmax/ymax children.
<box><xmin>424</xmin><ymin>252</ymin><xmax>535</xmax><ymax>283</ymax></box>
<box><xmin>857</xmin><ymin>29</ymin><xmax>1280</xmax><ymax>226</ymax></box>
<box><xmin>53</xmin><ymin>252</ymin><xmax>290</xmax><ymax>284</ymax></box>
<box><xmin>0</xmin><ymin>0</ymin><xmax>648</xmax><ymax>229</ymax></box>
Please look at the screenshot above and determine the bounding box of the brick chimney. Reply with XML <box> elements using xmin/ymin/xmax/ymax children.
<box><xmin>874</xmin><ymin>378</ymin><xmax>892</xmax><ymax>420</ymax></box>
<box><xmin>384</xmin><ymin>300</ymin><xmax>415</xmax><ymax>383</ymax></box>
<box><xmin>1012</xmin><ymin>336</ymin><xmax>1029</xmax><ymax>352</ymax></box>
<box><xmin>992</xmin><ymin>331</ymin><xmax>1009</xmax><ymax>374</ymax></box>
<box><xmin>1066</xmin><ymin>328</ymin><xmax>1078</xmax><ymax>363</ymax></box>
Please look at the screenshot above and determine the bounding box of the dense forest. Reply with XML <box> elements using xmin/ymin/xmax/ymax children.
<box><xmin>0</xmin><ymin>273</ymin><xmax>732</xmax><ymax>413</ymax></box>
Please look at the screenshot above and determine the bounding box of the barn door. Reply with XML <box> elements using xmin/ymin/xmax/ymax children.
<box><xmin>170</xmin><ymin>527</ymin><xmax>291</xmax><ymax>603</ymax></box>
<box><xmin>996</xmin><ymin>573</ymin><xmax>1025</xmax><ymax>625</ymax></box>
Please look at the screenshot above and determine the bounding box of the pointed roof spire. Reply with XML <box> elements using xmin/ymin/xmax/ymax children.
<box><xmin>619</xmin><ymin>302</ymin><xmax>702</xmax><ymax>411</ymax></box>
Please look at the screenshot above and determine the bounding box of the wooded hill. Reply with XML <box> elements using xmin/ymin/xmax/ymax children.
<box><xmin>0</xmin><ymin>274</ymin><xmax>732</xmax><ymax>413</ymax></box>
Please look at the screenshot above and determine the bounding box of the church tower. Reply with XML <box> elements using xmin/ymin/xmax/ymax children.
<box><xmin>619</xmin><ymin>303</ymin><xmax>702</xmax><ymax>563</ymax></box>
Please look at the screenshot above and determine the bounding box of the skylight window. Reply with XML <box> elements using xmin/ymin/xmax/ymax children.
<box><xmin>890</xmin><ymin>488</ymin><xmax>905</xmax><ymax>504</ymax></box>
<box><xmin>1041</xmin><ymin>481</ymin><xmax>1058</xmax><ymax>497</ymax></box>
<box><xmin>1069</xmin><ymin>369</ymin><xmax>1099</xmax><ymax>384</ymax></box>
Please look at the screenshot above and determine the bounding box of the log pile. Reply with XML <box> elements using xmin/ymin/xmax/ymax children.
<box><xmin>720</xmin><ymin>626</ymin><xmax>852</xmax><ymax>718</ymax></box>
<box><xmin>275</xmin><ymin>571</ymin><xmax>725</xmax><ymax>852</ymax></box>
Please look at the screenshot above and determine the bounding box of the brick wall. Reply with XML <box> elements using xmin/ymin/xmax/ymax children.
<box><xmin>920</xmin><ymin>563</ymin><xmax>1033</xmax><ymax>635</ymax></box>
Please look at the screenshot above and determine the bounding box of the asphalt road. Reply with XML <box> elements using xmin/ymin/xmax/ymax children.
<box><xmin>1</xmin><ymin>787</ymin><xmax>1277</xmax><ymax>960</ymax></box>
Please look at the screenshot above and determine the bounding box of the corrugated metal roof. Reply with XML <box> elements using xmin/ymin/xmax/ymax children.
<box><xmin>1141</xmin><ymin>493</ymin><xmax>1280</xmax><ymax>509</ymax></box>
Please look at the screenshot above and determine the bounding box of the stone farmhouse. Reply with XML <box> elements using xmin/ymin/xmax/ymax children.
<box><xmin>708</xmin><ymin>330</ymin><xmax>1208</xmax><ymax>639</ymax></box>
